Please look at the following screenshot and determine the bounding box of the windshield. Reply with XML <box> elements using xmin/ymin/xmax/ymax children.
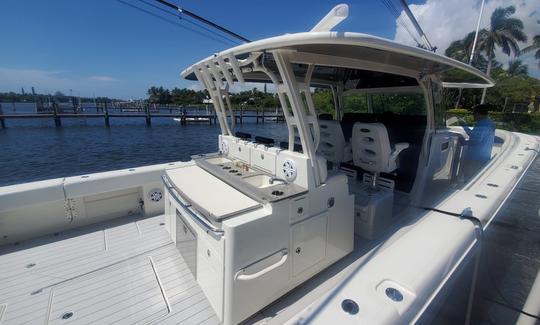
<box><xmin>343</xmin><ymin>92</ymin><xmax>426</xmax><ymax>115</ymax></box>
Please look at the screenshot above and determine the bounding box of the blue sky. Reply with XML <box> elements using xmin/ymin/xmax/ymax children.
<box><xmin>0</xmin><ymin>0</ymin><xmax>538</xmax><ymax>99</ymax></box>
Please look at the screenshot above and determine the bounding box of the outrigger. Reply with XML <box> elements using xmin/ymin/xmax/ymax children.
<box><xmin>0</xmin><ymin>4</ymin><xmax>538</xmax><ymax>325</ymax></box>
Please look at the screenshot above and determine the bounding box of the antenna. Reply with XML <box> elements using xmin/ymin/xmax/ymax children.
<box><xmin>153</xmin><ymin>0</ymin><xmax>250</xmax><ymax>43</ymax></box>
<box><xmin>310</xmin><ymin>4</ymin><xmax>349</xmax><ymax>32</ymax></box>
<box><xmin>398</xmin><ymin>0</ymin><xmax>436</xmax><ymax>51</ymax></box>
<box><xmin>469</xmin><ymin>0</ymin><xmax>485</xmax><ymax>64</ymax></box>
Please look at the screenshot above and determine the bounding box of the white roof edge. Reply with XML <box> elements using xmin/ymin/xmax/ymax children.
<box><xmin>442</xmin><ymin>82</ymin><xmax>493</xmax><ymax>89</ymax></box>
<box><xmin>343</xmin><ymin>86</ymin><xmax>423</xmax><ymax>94</ymax></box>
<box><xmin>180</xmin><ymin>31</ymin><xmax>495</xmax><ymax>88</ymax></box>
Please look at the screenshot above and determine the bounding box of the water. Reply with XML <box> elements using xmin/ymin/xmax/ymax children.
<box><xmin>0</xmin><ymin>106</ymin><xmax>288</xmax><ymax>186</ymax></box>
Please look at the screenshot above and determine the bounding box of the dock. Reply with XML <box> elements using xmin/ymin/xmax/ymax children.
<box><xmin>0</xmin><ymin>103</ymin><xmax>284</xmax><ymax>128</ymax></box>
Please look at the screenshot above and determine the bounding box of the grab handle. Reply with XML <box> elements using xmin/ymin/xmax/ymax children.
<box><xmin>235</xmin><ymin>249</ymin><xmax>288</xmax><ymax>281</ymax></box>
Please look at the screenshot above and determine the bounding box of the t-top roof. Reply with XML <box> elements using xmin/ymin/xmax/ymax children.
<box><xmin>181</xmin><ymin>32</ymin><xmax>494</xmax><ymax>89</ymax></box>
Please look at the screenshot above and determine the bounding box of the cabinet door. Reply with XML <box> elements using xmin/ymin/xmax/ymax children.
<box><xmin>291</xmin><ymin>212</ymin><xmax>328</xmax><ymax>277</ymax></box>
<box><xmin>176</xmin><ymin>210</ymin><xmax>197</xmax><ymax>277</ymax></box>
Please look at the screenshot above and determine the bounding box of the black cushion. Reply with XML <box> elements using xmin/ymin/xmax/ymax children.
<box><xmin>235</xmin><ymin>131</ymin><xmax>251</xmax><ymax>140</ymax></box>
<box><xmin>254</xmin><ymin>136</ymin><xmax>274</xmax><ymax>146</ymax></box>
<box><xmin>279</xmin><ymin>141</ymin><xmax>302</xmax><ymax>152</ymax></box>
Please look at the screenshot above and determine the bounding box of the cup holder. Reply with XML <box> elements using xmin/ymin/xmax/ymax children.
<box><xmin>271</xmin><ymin>190</ymin><xmax>284</xmax><ymax>196</ymax></box>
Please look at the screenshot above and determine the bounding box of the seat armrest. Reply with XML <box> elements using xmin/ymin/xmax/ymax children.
<box><xmin>343</xmin><ymin>142</ymin><xmax>352</xmax><ymax>162</ymax></box>
<box><xmin>390</xmin><ymin>142</ymin><xmax>409</xmax><ymax>161</ymax></box>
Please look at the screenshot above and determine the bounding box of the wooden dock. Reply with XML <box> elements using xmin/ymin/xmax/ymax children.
<box><xmin>0</xmin><ymin>103</ymin><xmax>284</xmax><ymax>128</ymax></box>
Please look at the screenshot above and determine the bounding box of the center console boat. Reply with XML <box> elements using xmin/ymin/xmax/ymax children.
<box><xmin>0</xmin><ymin>4</ymin><xmax>538</xmax><ymax>325</ymax></box>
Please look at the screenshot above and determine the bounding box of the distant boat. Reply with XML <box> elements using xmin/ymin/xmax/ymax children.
<box><xmin>173</xmin><ymin>116</ymin><xmax>210</xmax><ymax>123</ymax></box>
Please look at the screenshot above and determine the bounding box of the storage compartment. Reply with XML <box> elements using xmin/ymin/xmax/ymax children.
<box><xmin>176</xmin><ymin>210</ymin><xmax>197</xmax><ymax>277</ymax></box>
<box><xmin>229</xmin><ymin>141</ymin><xmax>251</xmax><ymax>163</ymax></box>
<box><xmin>83</xmin><ymin>187</ymin><xmax>141</xmax><ymax>221</ymax></box>
<box><xmin>351</xmin><ymin>183</ymin><xmax>394</xmax><ymax>239</ymax></box>
<box><xmin>197</xmin><ymin>233</ymin><xmax>224</xmax><ymax>318</ymax></box>
<box><xmin>250</xmin><ymin>146</ymin><xmax>277</xmax><ymax>174</ymax></box>
<box><xmin>291</xmin><ymin>212</ymin><xmax>328</xmax><ymax>277</ymax></box>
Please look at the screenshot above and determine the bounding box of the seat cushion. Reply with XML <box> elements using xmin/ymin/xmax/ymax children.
<box><xmin>352</xmin><ymin>122</ymin><xmax>394</xmax><ymax>174</ymax></box>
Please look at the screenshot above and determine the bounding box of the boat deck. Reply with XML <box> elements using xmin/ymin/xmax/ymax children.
<box><xmin>0</xmin><ymin>215</ymin><xmax>220</xmax><ymax>325</ymax></box>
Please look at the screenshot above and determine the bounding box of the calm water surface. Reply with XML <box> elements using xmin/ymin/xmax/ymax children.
<box><xmin>0</xmin><ymin>110</ymin><xmax>289</xmax><ymax>186</ymax></box>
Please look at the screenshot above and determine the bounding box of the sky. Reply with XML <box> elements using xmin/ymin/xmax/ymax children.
<box><xmin>0</xmin><ymin>0</ymin><xmax>538</xmax><ymax>99</ymax></box>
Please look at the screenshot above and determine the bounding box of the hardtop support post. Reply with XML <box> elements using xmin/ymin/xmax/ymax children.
<box><xmin>273</xmin><ymin>50</ymin><xmax>322</xmax><ymax>186</ymax></box>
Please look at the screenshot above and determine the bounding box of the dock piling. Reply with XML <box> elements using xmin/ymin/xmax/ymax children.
<box><xmin>0</xmin><ymin>104</ymin><xmax>5</xmax><ymax>129</ymax></box>
<box><xmin>53</xmin><ymin>102</ymin><xmax>61</xmax><ymax>127</ymax></box>
<box><xmin>104</xmin><ymin>102</ymin><xmax>110</xmax><ymax>127</ymax></box>
<box><xmin>145</xmin><ymin>104</ymin><xmax>152</xmax><ymax>127</ymax></box>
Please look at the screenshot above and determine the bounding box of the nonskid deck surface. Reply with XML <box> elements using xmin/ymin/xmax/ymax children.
<box><xmin>0</xmin><ymin>215</ymin><xmax>220</xmax><ymax>325</ymax></box>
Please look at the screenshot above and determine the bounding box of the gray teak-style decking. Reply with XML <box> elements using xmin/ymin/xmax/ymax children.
<box><xmin>0</xmin><ymin>215</ymin><xmax>220</xmax><ymax>325</ymax></box>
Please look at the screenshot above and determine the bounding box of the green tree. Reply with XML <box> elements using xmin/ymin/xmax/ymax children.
<box><xmin>522</xmin><ymin>21</ymin><xmax>540</xmax><ymax>68</ymax></box>
<box><xmin>444</xmin><ymin>32</ymin><xmax>495</xmax><ymax>107</ymax></box>
<box><xmin>312</xmin><ymin>88</ymin><xmax>334</xmax><ymax>114</ymax></box>
<box><xmin>147</xmin><ymin>86</ymin><xmax>171</xmax><ymax>104</ymax></box>
<box><xmin>445</xmin><ymin>31</ymin><xmax>477</xmax><ymax>63</ymax></box>
<box><xmin>478</xmin><ymin>6</ymin><xmax>527</xmax><ymax>103</ymax></box>
<box><xmin>505</xmin><ymin>59</ymin><xmax>528</xmax><ymax>77</ymax></box>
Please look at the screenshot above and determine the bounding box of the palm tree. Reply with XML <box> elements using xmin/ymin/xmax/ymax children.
<box><xmin>522</xmin><ymin>21</ymin><xmax>540</xmax><ymax>68</ymax></box>
<box><xmin>445</xmin><ymin>32</ymin><xmax>477</xmax><ymax>63</ymax></box>
<box><xmin>478</xmin><ymin>6</ymin><xmax>527</xmax><ymax>103</ymax></box>
<box><xmin>506</xmin><ymin>59</ymin><xmax>528</xmax><ymax>77</ymax></box>
<box><xmin>445</xmin><ymin>32</ymin><xmax>493</xmax><ymax>107</ymax></box>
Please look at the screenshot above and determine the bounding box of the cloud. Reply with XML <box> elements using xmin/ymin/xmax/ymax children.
<box><xmin>392</xmin><ymin>0</ymin><xmax>540</xmax><ymax>77</ymax></box>
<box><xmin>89</xmin><ymin>75</ymin><xmax>118</xmax><ymax>82</ymax></box>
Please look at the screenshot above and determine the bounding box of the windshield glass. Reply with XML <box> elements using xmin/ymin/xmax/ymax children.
<box><xmin>343</xmin><ymin>92</ymin><xmax>426</xmax><ymax>115</ymax></box>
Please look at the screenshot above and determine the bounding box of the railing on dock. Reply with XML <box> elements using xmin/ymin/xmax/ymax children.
<box><xmin>0</xmin><ymin>103</ymin><xmax>285</xmax><ymax>128</ymax></box>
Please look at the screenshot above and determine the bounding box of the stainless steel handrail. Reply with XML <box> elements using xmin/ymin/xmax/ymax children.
<box><xmin>162</xmin><ymin>174</ymin><xmax>224</xmax><ymax>239</ymax></box>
